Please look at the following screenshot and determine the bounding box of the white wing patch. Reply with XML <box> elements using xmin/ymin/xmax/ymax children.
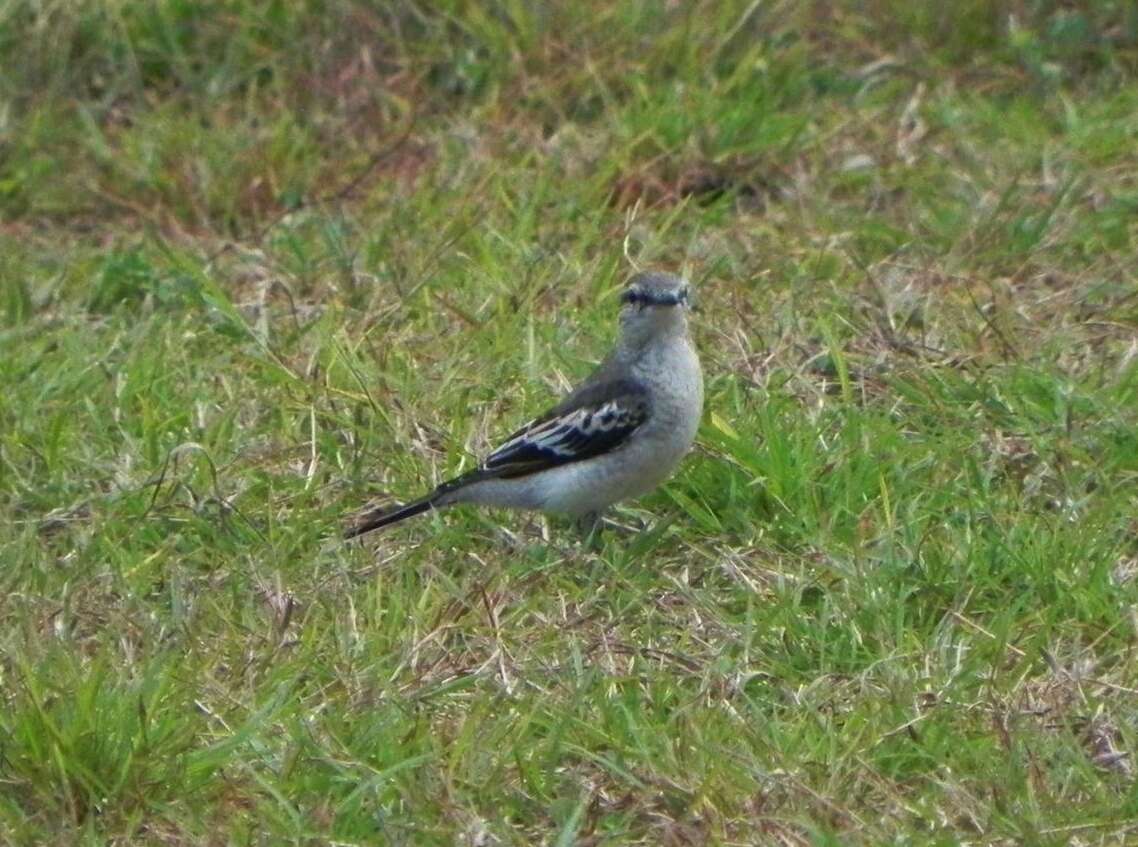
<box><xmin>482</xmin><ymin>395</ymin><xmax>648</xmax><ymax>475</ymax></box>
<box><xmin>507</xmin><ymin>401</ymin><xmax>624</xmax><ymax>456</ymax></box>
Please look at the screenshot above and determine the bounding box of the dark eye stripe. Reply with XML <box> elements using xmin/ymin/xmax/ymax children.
<box><xmin>621</xmin><ymin>288</ymin><xmax>686</xmax><ymax>307</ymax></box>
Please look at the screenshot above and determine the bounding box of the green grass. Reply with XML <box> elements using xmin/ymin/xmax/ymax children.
<box><xmin>3</xmin><ymin>1</ymin><xmax>1138</xmax><ymax>843</ymax></box>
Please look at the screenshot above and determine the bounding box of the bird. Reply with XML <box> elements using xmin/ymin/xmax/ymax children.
<box><xmin>345</xmin><ymin>271</ymin><xmax>703</xmax><ymax>540</ymax></box>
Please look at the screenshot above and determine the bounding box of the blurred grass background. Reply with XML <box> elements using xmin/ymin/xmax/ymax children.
<box><xmin>2</xmin><ymin>1</ymin><xmax>1137</xmax><ymax>844</ymax></box>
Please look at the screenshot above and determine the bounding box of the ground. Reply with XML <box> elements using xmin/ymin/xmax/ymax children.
<box><xmin>2</xmin><ymin>1</ymin><xmax>1138</xmax><ymax>844</ymax></box>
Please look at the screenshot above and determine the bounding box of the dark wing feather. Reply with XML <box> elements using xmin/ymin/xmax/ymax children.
<box><xmin>480</xmin><ymin>378</ymin><xmax>650</xmax><ymax>479</ymax></box>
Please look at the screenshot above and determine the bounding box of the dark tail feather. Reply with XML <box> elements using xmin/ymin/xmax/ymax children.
<box><xmin>343</xmin><ymin>470</ymin><xmax>489</xmax><ymax>540</ymax></box>
<box><xmin>343</xmin><ymin>495</ymin><xmax>436</xmax><ymax>539</ymax></box>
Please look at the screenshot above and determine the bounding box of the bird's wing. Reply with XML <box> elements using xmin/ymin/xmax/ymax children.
<box><xmin>479</xmin><ymin>378</ymin><xmax>650</xmax><ymax>479</ymax></box>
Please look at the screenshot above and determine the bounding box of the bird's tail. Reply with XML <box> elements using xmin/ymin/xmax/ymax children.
<box><xmin>343</xmin><ymin>495</ymin><xmax>437</xmax><ymax>539</ymax></box>
<box><xmin>343</xmin><ymin>471</ymin><xmax>486</xmax><ymax>539</ymax></box>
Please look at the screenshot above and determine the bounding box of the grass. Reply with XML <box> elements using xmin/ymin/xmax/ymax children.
<box><xmin>2</xmin><ymin>0</ymin><xmax>1138</xmax><ymax>843</ymax></box>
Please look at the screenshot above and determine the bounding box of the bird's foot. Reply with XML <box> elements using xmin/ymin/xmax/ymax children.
<box><xmin>574</xmin><ymin>511</ymin><xmax>604</xmax><ymax>551</ymax></box>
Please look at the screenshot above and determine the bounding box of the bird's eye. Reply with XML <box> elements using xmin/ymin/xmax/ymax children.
<box><xmin>621</xmin><ymin>289</ymin><xmax>645</xmax><ymax>306</ymax></box>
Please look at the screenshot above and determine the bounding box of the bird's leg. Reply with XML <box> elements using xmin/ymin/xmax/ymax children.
<box><xmin>575</xmin><ymin>510</ymin><xmax>603</xmax><ymax>549</ymax></box>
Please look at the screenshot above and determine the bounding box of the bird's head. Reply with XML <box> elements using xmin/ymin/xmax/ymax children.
<box><xmin>618</xmin><ymin>272</ymin><xmax>694</xmax><ymax>344</ymax></box>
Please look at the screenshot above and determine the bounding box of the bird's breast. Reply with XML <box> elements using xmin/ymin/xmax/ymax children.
<box><xmin>633</xmin><ymin>337</ymin><xmax>703</xmax><ymax>444</ymax></box>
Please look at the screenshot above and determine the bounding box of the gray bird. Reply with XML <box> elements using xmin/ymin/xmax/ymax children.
<box><xmin>345</xmin><ymin>271</ymin><xmax>703</xmax><ymax>539</ymax></box>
